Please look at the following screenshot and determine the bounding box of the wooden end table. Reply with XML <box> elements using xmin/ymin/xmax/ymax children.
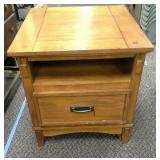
<box><xmin>7</xmin><ymin>5</ymin><xmax>154</xmax><ymax>146</ymax></box>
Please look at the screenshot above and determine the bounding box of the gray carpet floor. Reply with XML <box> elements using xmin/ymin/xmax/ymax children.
<box><xmin>4</xmin><ymin>50</ymin><xmax>156</xmax><ymax>158</ymax></box>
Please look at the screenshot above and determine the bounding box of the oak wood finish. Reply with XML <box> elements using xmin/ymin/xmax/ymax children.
<box><xmin>17</xmin><ymin>58</ymin><xmax>40</xmax><ymax>127</ymax></box>
<box><xmin>35</xmin><ymin>131</ymin><xmax>44</xmax><ymax>147</ymax></box>
<box><xmin>7</xmin><ymin>5</ymin><xmax>154</xmax><ymax>146</ymax></box>
<box><xmin>32</xmin><ymin>59</ymin><xmax>132</xmax><ymax>95</ymax></box>
<box><xmin>121</xmin><ymin>128</ymin><xmax>130</xmax><ymax>144</ymax></box>
<box><xmin>43</xmin><ymin>126</ymin><xmax>122</xmax><ymax>136</ymax></box>
<box><xmin>37</xmin><ymin>95</ymin><xmax>126</xmax><ymax>126</ymax></box>
<box><xmin>7</xmin><ymin>5</ymin><xmax>153</xmax><ymax>57</ymax></box>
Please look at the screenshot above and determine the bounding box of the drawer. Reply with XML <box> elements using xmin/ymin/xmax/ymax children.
<box><xmin>37</xmin><ymin>95</ymin><xmax>126</xmax><ymax>126</ymax></box>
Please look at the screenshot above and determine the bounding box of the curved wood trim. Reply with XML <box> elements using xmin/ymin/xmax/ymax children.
<box><xmin>42</xmin><ymin>127</ymin><xmax>122</xmax><ymax>137</ymax></box>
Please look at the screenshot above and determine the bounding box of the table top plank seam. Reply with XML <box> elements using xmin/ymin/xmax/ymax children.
<box><xmin>108</xmin><ymin>5</ymin><xmax>154</xmax><ymax>52</ymax></box>
<box><xmin>108</xmin><ymin>6</ymin><xmax>129</xmax><ymax>49</ymax></box>
<box><xmin>7</xmin><ymin>8</ymin><xmax>47</xmax><ymax>56</ymax></box>
<box><xmin>7</xmin><ymin>5</ymin><xmax>154</xmax><ymax>57</ymax></box>
<box><xmin>31</xmin><ymin>8</ymin><xmax>47</xmax><ymax>53</ymax></box>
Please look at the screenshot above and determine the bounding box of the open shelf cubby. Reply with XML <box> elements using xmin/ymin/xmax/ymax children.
<box><xmin>31</xmin><ymin>58</ymin><xmax>134</xmax><ymax>94</ymax></box>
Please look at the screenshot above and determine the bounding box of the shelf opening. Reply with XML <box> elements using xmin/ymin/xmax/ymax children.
<box><xmin>30</xmin><ymin>58</ymin><xmax>133</xmax><ymax>94</ymax></box>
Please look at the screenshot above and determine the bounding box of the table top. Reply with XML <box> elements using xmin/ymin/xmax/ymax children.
<box><xmin>8</xmin><ymin>5</ymin><xmax>154</xmax><ymax>58</ymax></box>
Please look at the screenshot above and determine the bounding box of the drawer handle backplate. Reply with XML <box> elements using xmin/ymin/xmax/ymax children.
<box><xmin>70</xmin><ymin>106</ymin><xmax>94</xmax><ymax>113</ymax></box>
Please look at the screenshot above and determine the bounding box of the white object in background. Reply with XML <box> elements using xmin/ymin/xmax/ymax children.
<box><xmin>35</xmin><ymin>4</ymin><xmax>46</xmax><ymax>8</ymax></box>
<box><xmin>140</xmin><ymin>4</ymin><xmax>156</xmax><ymax>44</ymax></box>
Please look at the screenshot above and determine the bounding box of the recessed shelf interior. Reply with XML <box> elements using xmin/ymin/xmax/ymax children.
<box><xmin>31</xmin><ymin>58</ymin><xmax>133</xmax><ymax>93</ymax></box>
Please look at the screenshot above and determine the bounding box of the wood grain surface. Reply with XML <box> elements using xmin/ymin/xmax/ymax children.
<box><xmin>7</xmin><ymin>5</ymin><xmax>154</xmax><ymax>145</ymax></box>
<box><xmin>32</xmin><ymin>59</ymin><xmax>132</xmax><ymax>95</ymax></box>
<box><xmin>7</xmin><ymin>5</ymin><xmax>153</xmax><ymax>58</ymax></box>
<box><xmin>37</xmin><ymin>95</ymin><xmax>125</xmax><ymax>126</ymax></box>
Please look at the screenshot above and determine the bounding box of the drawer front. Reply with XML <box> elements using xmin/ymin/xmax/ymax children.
<box><xmin>37</xmin><ymin>95</ymin><xmax>126</xmax><ymax>126</ymax></box>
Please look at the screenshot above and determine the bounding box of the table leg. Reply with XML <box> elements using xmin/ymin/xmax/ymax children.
<box><xmin>121</xmin><ymin>128</ymin><xmax>130</xmax><ymax>144</ymax></box>
<box><xmin>35</xmin><ymin>131</ymin><xmax>44</xmax><ymax>147</ymax></box>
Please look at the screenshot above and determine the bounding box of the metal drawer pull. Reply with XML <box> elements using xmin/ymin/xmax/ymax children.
<box><xmin>70</xmin><ymin>106</ymin><xmax>94</xmax><ymax>113</ymax></box>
